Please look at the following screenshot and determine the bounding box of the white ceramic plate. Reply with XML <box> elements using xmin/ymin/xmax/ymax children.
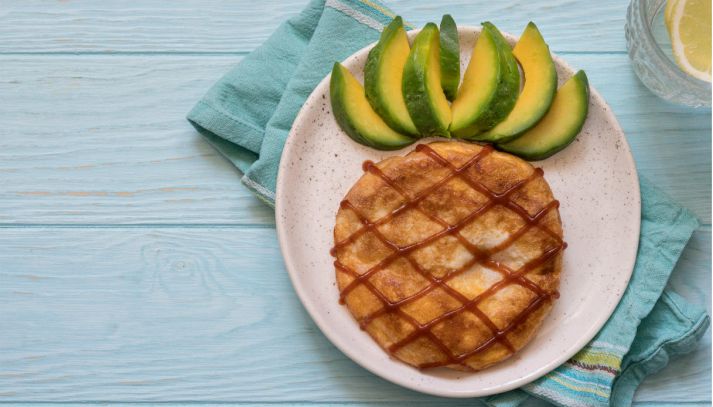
<box><xmin>276</xmin><ymin>27</ymin><xmax>640</xmax><ymax>398</ymax></box>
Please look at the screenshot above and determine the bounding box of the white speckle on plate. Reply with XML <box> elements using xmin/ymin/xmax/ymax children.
<box><xmin>275</xmin><ymin>26</ymin><xmax>640</xmax><ymax>398</ymax></box>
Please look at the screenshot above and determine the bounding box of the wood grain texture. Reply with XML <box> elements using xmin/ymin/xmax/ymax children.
<box><xmin>0</xmin><ymin>54</ymin><xmax>709</xmax><ymax>225</ymax></box>
<box><xmin>0</xmin><ymin>0</ymin><xmax>628</xmax><ymax>54</ymax></box>
<box><xmin>0</xmin><ymin>403</ymin><xmax>707</xmax><ymax>407</ymax></box>
<box><xmin>0</xmin><ymin>0</ymin><xmax>710</xmax><ymax>405</ymax></box>
<box><xmin>0</xmin><ymin>228</ymin><xmax>708</xmax><ymax>403</ymax></box>
<box><xmin>0</xmin><ymin>55</ymin><xmax>273</xmax><ymax>225</ymax></box>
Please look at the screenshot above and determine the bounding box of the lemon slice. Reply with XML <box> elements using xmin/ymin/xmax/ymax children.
<box><xmin>666</xmin><ymin>0</ymin><xmax>712</xmax><ymax>82</ymax></box>
<box><xmin>665</xmin><ymin>0</ymin><xmax>679</xmax><ymax>29</ymax></box>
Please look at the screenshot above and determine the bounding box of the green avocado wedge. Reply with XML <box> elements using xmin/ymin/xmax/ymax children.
<box><xmin>499</xmin><ymin>70</ymin><xmax>589</xmax><ymax>161</ymax></box>
<box><xmin>330</xmin><ymin>63</ymin><xmax>414</xmax><ymax>151</ymax></box>
<box><xmin>403</xmin><ymin>23</ymin><xmax>452</xmax><ymax>138</ymax></box>
<box><xmin>450</xmin><ymin>22</ymin><xmax>520</xmax><ymax>139</ymax></box>
<box><xmin>482</xmin><ymin>22</ymin><xmax>558</xmax><ymax>142</ymax></box>
<box><xmin>439</xmin><ymin>14</ymin><xmax>460</xmax><ymax>101</ymax></box>
<box><xmin>364</xmin><ymin>16</ymin><xmax>419</xmax><ymax>136</ymax></box>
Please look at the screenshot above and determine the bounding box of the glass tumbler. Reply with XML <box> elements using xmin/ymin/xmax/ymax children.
<box><xmin>625</xmin><ymin>0</ymin><xmax>711</xmax><ymax>107</ymax></box>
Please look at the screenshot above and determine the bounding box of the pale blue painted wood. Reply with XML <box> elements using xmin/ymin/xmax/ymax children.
<box><xmin>0</xmin><ymin>55</ymin><xmax>709</xmax><ymax>224</ymax></box>
<box><xmin>0</xmin><ymin>0</ymin><xmax>709</xmax><ymax>405</ymax></box>
<box><xmin>1</xmin><ymin>0</ymin><xmax>628</xmax><ymax>53</ymax></box>
<box><xmin>0</xmin><ymin>56</ymin><xmax>274</xmax><ymax>225</ymax></box>
<box><xmin>0</xmin><ymin>228</ymin><xmax>708</xmax><ymax>404</ymax></box>
<box><xmin>0</xmin><ymin>403</ymin><xmax>708</xmax><ymax>407</ymax></box>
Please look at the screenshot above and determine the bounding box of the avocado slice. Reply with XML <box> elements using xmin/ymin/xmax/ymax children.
<box><xmin>364</xmin><ymin>16</ymin><xmax>419</xmax><ymax>136</ymax></box>
<box><xmin>482</xmin><ymin>22</ymin><xmax>558</xmax><ymax>142</ymax></box>
<box><xmin>330</xmin><ymin>63</ymin><xmax>414</xmax><ymax>151</ymax></box>
<box><xmin>499</xmin><ymin>70</ymin><xmax>589</xmax><ymax>160</ymax></box>
<box><xmin>439</xmin><ymin>14</ymin><xmax>460</xmax><ymax>101</ymax></box>
<box><xmin>450</xmin><ymin>22</ymin><xmax>520</xmax><ymax>139</ymax></box>
<box><xmin>403</xmin><ymin>23</ymin><xmax>452</xmax><ymax>138</ymax></box>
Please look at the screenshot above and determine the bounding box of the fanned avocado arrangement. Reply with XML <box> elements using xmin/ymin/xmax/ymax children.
<box><xmin>330</xmin><ymin>16</ymin><xmax>590</xmax><ymax>160</ymax></box>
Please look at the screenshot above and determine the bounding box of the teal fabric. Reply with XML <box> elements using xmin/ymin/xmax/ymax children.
<box><xmin>186</xmin><ymin>1</ymin><xmax>709</xmax><ymax>405</ymax></box>
<box><xmin>188</xmin><ymin>0</ymin><xmax>397</xmax><ymax>205</ymax></box>
<box><xmin>485</xmin><ymin>178</ymin><xmax>708</xmax><ymax>407</ymax></box>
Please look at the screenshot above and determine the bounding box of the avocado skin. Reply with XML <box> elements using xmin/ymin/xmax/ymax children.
<box><xmin>439</xmin><ymin>14</ymin><xmax>460</xmax><ymax>101</ymax></box>
<box><xmin>402</xmin><ymin>23</ymin><xmax>451</xmax><ymax>138</ymax></box>
<box><xmin>364</xmin><ymin>16</ymin><xmax>419</xmax><ymax>136</ymax></box>
<box><xmin>449</xmin><ymin>27</ymin><xmax>500</xmax><ymax>139</ymax></box>
<box><xmin>330</xmin><ymin>63</ymin><xmax>414</xmax><ymax>151</ymax></box>
<box><xmin>498</xmin><ymin>71</ymin><xmax>589</xmax><ymax>161</ymax></box>
<box><xmin>330</xmin><ymin>63</ymin><xmax>371</xmax><ymax>147</ymax></box>
<box><xmin>483</xmin><ymin>22</ymin><xmax>558</xmax><ymax>142</ymax></box>
<box><xmin>466</xmin><ymin>22</ymin><xmax>520</xmax><ymax>140</ymax></box>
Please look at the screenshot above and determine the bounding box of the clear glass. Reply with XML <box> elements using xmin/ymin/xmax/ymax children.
<box><xmin>625</xmin><ymin>0</ymin><xmax>711</xmax><ymax>107</ymax></box>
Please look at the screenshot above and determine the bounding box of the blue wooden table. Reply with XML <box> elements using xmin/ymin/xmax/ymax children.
<box><xmin>0</xmin><ymin>1</ymin><xmax>710</xmax><ymax>406</ymax></box>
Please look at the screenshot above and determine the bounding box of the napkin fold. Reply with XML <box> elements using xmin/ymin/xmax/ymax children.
<box><xmin>188</xmin><ymin>0</ymin><xmax>399</xmax><ymax>206</ymax></box>
<box><xmin>187</xmin><ymin>1</ymin><xmax>709</xmax><ymax>405</ymax></box>
<box><xmin>485</xmin><ymin>177</ymin><xmax>708</xmax><ymax>407</ymax></box>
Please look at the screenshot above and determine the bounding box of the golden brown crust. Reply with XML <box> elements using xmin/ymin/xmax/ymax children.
<box><xmin>332</xmin><ymin>141</ymin><xmax>564</xmax><ymax>371</ymax></box>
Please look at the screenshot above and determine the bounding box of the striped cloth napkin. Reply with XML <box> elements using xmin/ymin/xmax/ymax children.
<box><xmin>187</xmin><ymin>1</ymin><xmax>709</xmax><ymax>405</ymax></box>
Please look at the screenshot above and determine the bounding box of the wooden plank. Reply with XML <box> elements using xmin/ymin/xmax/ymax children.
<box><xmin>0</xmin><ymin>404</ymin><xmax>489</xmax><ymax>407</ymax></box>
<box><xmin>0</xmin><ymin>55</ymin><xmax>273</xmax><ymax>225</ymax></box>
<box><xmin>0</xmin><ymin>54</ymin><xmax>708</xmax><ymax>225</ymax></box>
<box><xmin>0</xmin><ymin>404</ymin><xmax>708</xmax><ymax>407</ymax></box>
<box><xmin>0</xmin><ymin>227</ymin><xmax>708</xmax><ymax>403</ymax></box>
<box><xmin>0</xmin><ymin>403</ymin><xmax>708</xmax><ymax>407</ymax></box>
<box><xmin>0</xmin><ymin>0</ymin><xmax>628</xmax><ymax>54</ymax></box>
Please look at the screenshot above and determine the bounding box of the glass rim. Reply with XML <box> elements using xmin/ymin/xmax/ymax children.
<box><xmin>637</xmin><ymin>0</ymin><xmax>711</xmax><ymax>88</ymax></box>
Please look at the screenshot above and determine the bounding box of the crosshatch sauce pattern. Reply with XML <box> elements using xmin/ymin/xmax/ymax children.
<box><xmin>331</xmin><ymin>144</ymin><xmax>566</xmax><ymax>370</ymax></box>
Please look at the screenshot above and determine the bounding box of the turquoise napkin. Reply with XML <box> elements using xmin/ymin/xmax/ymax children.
<box><xmin>485</xmin><ymin>177</ymin><xmax>708</xmax><ymax>407</ymax></box>
<box><xmin>188</xmin><ymin>0</ymin><xmax>400</xmax><ymax>206</ymax></box>
<box><xmin>187</xmin><ymin>1</ymin><xmax>709</xmax><ymax>405</ymax></box>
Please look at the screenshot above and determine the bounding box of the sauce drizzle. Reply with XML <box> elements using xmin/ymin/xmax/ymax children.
<box><xmin>332</xmin><ymin>144</ymin><xmax>565</xmax><ymax>369</ymax></box>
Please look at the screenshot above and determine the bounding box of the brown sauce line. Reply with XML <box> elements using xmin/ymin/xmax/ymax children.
<box><xmin>338</xmin><ymin>257</ymin><xmax>486</xmax><ymax>363</ymax></box>
<box><xmin>475</xmin><ymin>246</ymin><xmax>562</xmax><ymax>305</ymax></box>
<box><xmin>336</xmin><ymin>149</ymin><xmax>505</xmax><ymax>301</ymax></box>
<box><xmin>477</xmin><ymin>245</ymin><xmax>563</xmax><ymax>301</ymax></box>
<box><xmin>458</xmin><ymin>294</ymin><xmax>549</xmax><ymax>363</ymax></box>
<box><xmin>358</xmin><ymin>283</ymin><xmax>438</xmax><ymax>328</ymax></box>
<box><xmin>337</xmin><ymin>203</ymin><xmax>497</xmax><ymax>301</ymax></box>
<box><xmin>357</xmin><ymin>254</ymin><xmax>484</xmax><ymax>328</ymax></box>
<box><xmin>417</xmin><ymin>150</ymin><xmax>564</xmax><ymax>299</ymax></box>
<box><xmin>336</xmin><ymin>254</ymin><xmax>399</xmax><ymax>303</ymax></box>
<box><xmin>333</xmin><ymin>144</ymin><xmax>565</xmax><ymax>368</ymax></box>
<box><xmin>332</xmin><ymin>147</ymin><xmax>493</xmax><ymax>254</ymax></box>
<box><xmin>423</xmin><ymin>330</ymin><xmax>460</xmax><ymax>362</ymax></box>
<box><xmin>468</xmin><ymin>306</ymin><xmax>516</xmax><ymax>352</ymax></box>
<box><xmin>363</xmin><ymin>160</ymin><xmax>410</xmax><ymax>198</ymax></box>
<box><xmin>387</xmin><ymin>245</ymin><xmax>562</xmax><ymax>355</ymax></box>
<box><xmin>488</xmin><ymin>201</ymin><xmax>561</xmax><ymax>254</ymax></box>
<box><xmin>503</xmin><ymin>199</ymin><xmax>563</xmax><ymax>245</ymax></box>
<box><xmin>419</xmin><ymin>143</ymin><xmax>562</xmax><ymax>244</ymax></box>
<box><xmin>358</xmin><ymin>156</ymin><xmax>523</xmax><ymax>353</ymax></box>
<box><xmin>403</xmin><ymin>254</ymin><xmax>517</xmax><ymax>353</ymax></box>
<box><xmin>349</xmin><ymin>264</ymin><xmax>462</xmax><ymax>363</ymax></box>
<box><xmin>417</xmin><ymin>294</ymin><xmax>550</xmax><ymax>369</ymax></box>
<box><xmin>387</xmin><ymin>298</ymin><xmax>484</xmax><ymax>355</ymax></box>
<box><xmin>338</xmin><ymin>147</ymin><xmax>503</xmax><ymax>367</ymax></box>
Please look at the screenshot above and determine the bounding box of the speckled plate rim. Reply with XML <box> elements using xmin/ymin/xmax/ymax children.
<box><xmin>275</xmin><ymin>26</ymin><xmax>641</xmax><ymax>398</ymax></box>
